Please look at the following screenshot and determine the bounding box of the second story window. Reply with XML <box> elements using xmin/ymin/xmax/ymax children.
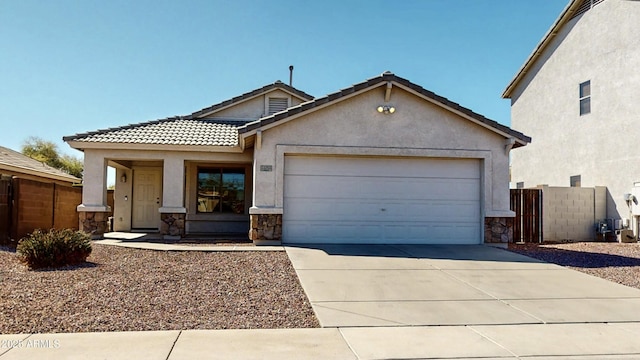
<box><xmin>579</xmin><ymin>80</ymin><xmax>591</xmax><ymax>115</ymax></box>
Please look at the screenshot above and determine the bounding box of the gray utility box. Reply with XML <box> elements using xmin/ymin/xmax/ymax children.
<box><xmin>615</xmin><ymin>229</ymin><xmax>636</xmax><ymax>243</ymax></box>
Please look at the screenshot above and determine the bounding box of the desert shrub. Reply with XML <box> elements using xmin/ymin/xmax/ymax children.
<box><xmin>17</xmin><ymin>229</ymin><xmax>92</xmax><ymax>269</ymax></box>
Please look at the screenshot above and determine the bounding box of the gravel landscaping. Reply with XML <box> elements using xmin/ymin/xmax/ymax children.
<box><xmin>508</xmin><ymin>241</ymin><xmax>640</xmax><ymax>290</ymax></box>
<box><xmin>0</xmin><ymin>244</ymin><xmax>319</xmax><ymax>334</ymax></box>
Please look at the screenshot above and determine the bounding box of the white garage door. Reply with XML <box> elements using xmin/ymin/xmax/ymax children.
<box><xmin>283</xmin><ymin>156</ymin><xmax>481</xmax><ymax>244</ymax></box>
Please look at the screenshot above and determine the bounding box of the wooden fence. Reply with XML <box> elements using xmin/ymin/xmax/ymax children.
<box><xmin>0</xmin><ymin>177</ymin><xmax>82</xmax><ymax>245</ymax></box>
<box><xmin>510</xmin><ymin>189</ymin><xmax>543</xmax><ymax>243</ymax></box>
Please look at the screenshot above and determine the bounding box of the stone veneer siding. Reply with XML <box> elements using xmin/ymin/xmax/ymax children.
<box><xmin>249</xmin><ymin>214</ymin><xmax>282</xmax><ymax>243</ymax></box>
<box><xmin>79</xmin><ymin>211</ymin><xmax>109</xmax><ymax>240</ymax></box>
<box><xmin>484</xmin><ymin>217</ymin><xmax>514</xmax><ymax>244</ymax></box>
<box><xmin>160</xmin><ymin>213</ymin><xmax>185</xmax><ymax>237</ymax></box>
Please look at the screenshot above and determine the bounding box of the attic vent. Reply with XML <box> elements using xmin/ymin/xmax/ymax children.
<box><xmin>268</xmin><ymin>97</ymin><xmax>289</xmax><ymax>115</ymax></box>
<box><xmin>571</xmin><ymin>0</ymin><xmax>606</xmax><ymax>19</ymax></box>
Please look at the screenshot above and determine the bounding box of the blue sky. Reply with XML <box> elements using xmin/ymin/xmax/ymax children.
<box><xmin>1</xmin><ymin>0</ymin><xmax>567</xmax><ymax>158</ymax></box>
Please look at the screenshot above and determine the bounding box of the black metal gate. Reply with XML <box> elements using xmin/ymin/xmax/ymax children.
<box><xmin>510</xmin><ymin>189</ymin><xmax>543</xmax><ymax>243</ymax></box>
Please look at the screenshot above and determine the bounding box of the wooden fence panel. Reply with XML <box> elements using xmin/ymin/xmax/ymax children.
<box><xmin>0</xmin><ymin>178</ymin><xmax>11</xmax><ymax>244</ymax></box>
<box><xmin>510</xmin><ymin>189</ymin><xmax>543</xmax><ymax>243</ymax></box>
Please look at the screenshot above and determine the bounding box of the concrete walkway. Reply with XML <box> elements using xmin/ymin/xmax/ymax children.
<box><xmin>93</xmin><ymin>232</ymin><xmax>283</xmax><ymax>251</ymax></box>
<box><xmin>3</xmin><ymin>244</ymin><xmax>640</xmax><ymax>359</ymax></box>
<box><xmin>3</xmin><ymin>324</ymin><xmax>640</xmax><ymax>359</ymax></box>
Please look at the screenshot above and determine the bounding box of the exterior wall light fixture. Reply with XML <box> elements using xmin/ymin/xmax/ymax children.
<box><xmin>120</xmin><ymin>174</ymin><xmax>127</xmax><ymax>183</ymax></box>
<box><xmin>377</xmin><ymin>105</ymin><xmax>395</xmax><ymax>114</ymax></box>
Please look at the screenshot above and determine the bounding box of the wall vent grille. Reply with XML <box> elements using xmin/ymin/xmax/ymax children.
<box><xmin>268</xmin><ymin>97</ymin><xmax>289</xmax><ymax>115</ymax></box>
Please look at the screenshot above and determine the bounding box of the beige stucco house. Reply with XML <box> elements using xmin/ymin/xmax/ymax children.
<box><xmin>65</xmin><ymin>72</ymin><xmax>529</xmax><ymax>245</ymax></box>
<box><xmin>504</xmin><ymin>0</ymin><xmax>640</xmax><ymax>235</ymax></box>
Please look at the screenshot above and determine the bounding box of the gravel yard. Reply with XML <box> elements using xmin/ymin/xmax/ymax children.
<box><xmin>0</xmin><ymin>244</ymin><xmax>318</xmax><ymax>334</ymax></box>
<box><xmin>508</xmin><ymin>241</ymin><xmax>640</xmax><ymax>290</ymax></box>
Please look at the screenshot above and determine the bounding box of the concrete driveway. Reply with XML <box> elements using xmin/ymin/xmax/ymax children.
<box><xmin>286</xmin><ymin>244</ymin><xmax>640</xmax><ymax>327</ymax></box>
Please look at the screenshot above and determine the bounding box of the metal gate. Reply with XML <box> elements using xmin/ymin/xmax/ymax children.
<box><xmin>0</xmin><ymin>177</ymin><xmax>11</xmax><ymax>244</ymax></box>
<box><xmin>510</xmin><ymin>189</ymin><xmax>543</xmax><ymax>243</ymax></box>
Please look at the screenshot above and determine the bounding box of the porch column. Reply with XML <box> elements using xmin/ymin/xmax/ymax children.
<box><xmin>77</xmin><ymin>151</ymin><xmax>110</xmax><ymax>239</ymax></box>
<box><xmin>159</xmin><ymin>156</ymin><xmax>186</xmax><ymax>239</ymax></box>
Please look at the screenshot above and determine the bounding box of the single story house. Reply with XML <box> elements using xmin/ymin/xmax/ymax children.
<box><xmin>64</xmin><ymin>72</ymin><xmax>530</xmax><ymax>245</ymax></box>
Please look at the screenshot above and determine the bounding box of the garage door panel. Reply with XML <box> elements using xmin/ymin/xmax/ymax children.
<box><xmin>283</xmin><ymin>156</ymin><xmax>481</xmax><ymax>244</ymax></box>
<box><xmin>286</xmin><ymin>176</ymin><xmax>479</xmax><ymax>201</ymax></box>
<box><xmin>285</xmin><ymin>156</ymin><xmax>479</xmax><ymax>179</ymax></box>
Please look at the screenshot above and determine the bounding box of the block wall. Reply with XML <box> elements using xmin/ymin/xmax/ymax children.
<box><xmin>538</xmin><ymin>185</ymin><xmax>604</xmax><ymax>241</ymax></box>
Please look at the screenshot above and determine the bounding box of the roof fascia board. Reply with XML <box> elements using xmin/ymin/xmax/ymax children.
<box><xmin>195</xmin><ymin>87</ymin><xmax>312</xmax><ymax>119</ymax></box>
<box><xmin>239</xmin><ymin>82</ymin><xmax>388</xmax><ymax>139</ymax></box>
<box><xmin>66</xmin><ymin>141</ymin><xmax>244</xmax><ymax>153</ymax></box>
<box><xmin>502</xmin><ymin>0</ymin><xmax>580</xmax><ymax>98</ymax></box>
<box><xmin>0</xmin><ymin>163</ymin><xmax>79</xmax><ymax>183</ymax></box>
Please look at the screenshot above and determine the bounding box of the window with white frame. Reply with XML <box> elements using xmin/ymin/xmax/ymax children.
<box><xmin>579</xmin><ymin>81</ymin><xmax>591</xmax><ymax>115</ymax></box>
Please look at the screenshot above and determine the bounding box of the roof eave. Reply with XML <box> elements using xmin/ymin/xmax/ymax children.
<box><xmin>0</xmin><ymin>163</ymin><xmax>80</xmax><ymax>183</ymax></box>
<box><xmin>65</xmin><ymin>140</ymin><xmax>244</xmax><ymax>153</ymax></box>
<box><xmin>502</xmin><ymin>0</ymin><xmax>581</xmax><ymax>99</ymax></box>
<box><xmin>239</xmin><ymin>76</ymin><xmax>530</xmax><ymax>145</ymax></box>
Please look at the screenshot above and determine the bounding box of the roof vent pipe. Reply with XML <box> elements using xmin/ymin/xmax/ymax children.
<box><xmin>289</xmin><ymin>65</ymin><xmax>294</xmax><ymax>86</ymax></box>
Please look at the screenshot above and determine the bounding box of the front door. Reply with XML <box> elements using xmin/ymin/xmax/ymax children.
<box><xmin>132</xmin><ymin>168</ymin><xmax>162</xmax><ymax>229</ymax></box>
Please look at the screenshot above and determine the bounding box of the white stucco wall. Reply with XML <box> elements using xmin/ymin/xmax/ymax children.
<box><xmin>250</xmin><ymin>85</ymin><xmax>514</xmax><ymax>217</ymax></box>
<box><xmin>510</xmin><ymin>0</ymin><xmax>640</xmax><ymax>221</ymax></box>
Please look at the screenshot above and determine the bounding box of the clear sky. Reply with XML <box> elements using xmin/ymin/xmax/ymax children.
<box><xmin>0</xmin><ymin>0</ymin><xmax>567</xmax><ymax>158</ymax></box>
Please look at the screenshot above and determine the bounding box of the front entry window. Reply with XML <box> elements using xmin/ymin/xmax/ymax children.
<box><xmin>197</xmin><ymin>168</ymin><xmax>245</xmax><ymax>214</ymax></box>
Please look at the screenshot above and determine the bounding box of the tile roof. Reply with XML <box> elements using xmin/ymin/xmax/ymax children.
<box><xmin>0</xmin><ymin>146</ymin><xmax>80</xmax><ymax>182</ymax></box>
<box><xmin>64</xmin><ymin>80</ymin><xmax>314</xmax><ymax>147</ymax></box>
<box><xmin>189</xmin><ymin>81</ymin><xmax>314</xmax><ymax>118</ymax></box>
<box><xmin>63</xmin><ymin>117</ymin><xmax>242</xmax><ymax>146</ymax></box>
<box><xmin>238</xmin><ymin>72</ymin><xmax>532</xmax><ymax>146</ymax></box>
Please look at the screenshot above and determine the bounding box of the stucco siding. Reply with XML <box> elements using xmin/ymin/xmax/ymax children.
<box><xmin>252</xmin><ymin>86</ymin><xmax>512</xmax><ymax>215</ymax></box>
<box><xmin>510</xmin><ymin>0</ymin><xmax>640</xmax><ymax>220</ymax></box>
<box><xmin>211</xmin><ymin>89</ymin><xmax>306</xmax><ymax>120</ymax></box>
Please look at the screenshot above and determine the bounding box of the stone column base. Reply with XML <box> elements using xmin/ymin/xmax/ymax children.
<box><xmin>79</xmin><ymin>211</ymin><xmax>109</xmax><ymax>240</ymax></box>
<box><xmin>161</xmin><ymin>213</ymin><xmax>185</xmax><ymax>240</ymax></box>
<box><xmin>249</xmin><ymin>214</ymin><xmax>282</xmax><ymax>245</ymax></box>
<box><xmin>484</xmin><ymin>217</ymin><xmax>514</xmax><ymax>244</ymax></box>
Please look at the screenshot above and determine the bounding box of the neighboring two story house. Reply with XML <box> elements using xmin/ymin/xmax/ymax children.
<box><xmin>66</xmin><ymin>71</ymin><xmax>529</xmax><ymax>245</ymax></box>
<box><xmin>504</xmin><ymin>0</ymin><xmax>640</xmax><ymax>235</ymax></box>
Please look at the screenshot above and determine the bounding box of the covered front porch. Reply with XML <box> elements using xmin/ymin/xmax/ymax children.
<box><xmin>76</xmin><ymin>148</ymin><xmax>253</xmax><ymax>240</ymax></box>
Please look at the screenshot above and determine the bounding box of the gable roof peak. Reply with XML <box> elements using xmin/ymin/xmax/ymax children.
<box><xmin>189</xmin><ymin>80</ymin><xmax>314</xmax><ymax>118</ymax></box>
<box><xmin>239</xmin><ymin>71</ymin><xmax>531</xmax><ymax>146</ymax></box>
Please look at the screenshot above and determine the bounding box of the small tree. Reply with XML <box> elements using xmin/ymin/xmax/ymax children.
<box><xmin>21</xmin><ymin>137</ymin><xmax>83</xmax><ymax>179</ymax></box>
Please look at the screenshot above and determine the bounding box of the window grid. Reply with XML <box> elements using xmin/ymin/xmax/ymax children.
<box><xmin>579</xmin><ymin>81</ymin><xmax>591</xmax><ymax>116</ymax></box>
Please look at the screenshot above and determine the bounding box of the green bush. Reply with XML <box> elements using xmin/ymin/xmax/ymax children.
<box><xmin>17</xmin><ymin>229</ymin><xmax>92</xmax><ymax>269</ymax></box>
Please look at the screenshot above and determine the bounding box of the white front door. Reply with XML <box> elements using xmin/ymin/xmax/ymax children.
<box><xmin>283</xmin><ymin>156</ymin><xmax>481</xmax><ymax>244</ymax></box>
<box><xmin>132</xmin><ymin>168</ymin><xmax>162</xmax><ymax>229</ymax></box>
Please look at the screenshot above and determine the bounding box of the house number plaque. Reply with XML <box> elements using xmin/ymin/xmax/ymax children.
<box><xmin>260</xmin><ymin>165</ymin><xmax>273</xmax><ymax>172</ymax></box>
